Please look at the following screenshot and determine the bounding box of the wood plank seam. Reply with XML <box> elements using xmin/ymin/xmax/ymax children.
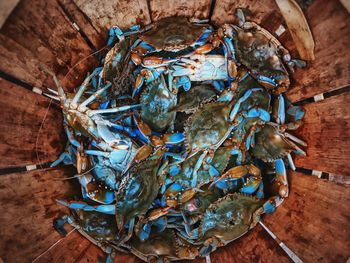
<box><xmin>57</xmin><ymin>0</ymin><xmax>98</xmax><ymax>53</ymax></box>
<box><xmin>208</xmin><ymin>0</ymin><xmax>216</xmax><ymax>22</ymax></box>
<box><xmin>259</xmin><ymin>222</ymin><xmax>303</xmax><ymax>263</ymax></box>
<box><xmin>146</xmin><ymin>0</ymin><xmax>153</xmax><ymax>23</ymax></box>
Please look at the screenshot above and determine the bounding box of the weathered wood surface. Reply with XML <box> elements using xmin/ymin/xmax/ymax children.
<box><xmin>0</xmin><ymin>0</ymin><xmax>98</xmax><ymax>92</ymax></box>
<box><xmin>210</xmin><ymin>224</ymin><xmax>291</xmax><ymax>263</ymax></box>
<box><xmin>293</xmin><ymin>92</ymin><xmax>350</xmax><ymax>176</ymax></box>
<box><xmin>0</xmin><ymin>167</ymin><xmax>79</xmax><ymax>262</ymax></box>
<box><xmin>58</xmin><ymin>0</ymin><xmax>106</xmax><ymax>49</ymax></box>
<box><xmin>36</xmin><ymin>230</ymin><xmax>144</xmax><ymax>263</ymax></box>
<box><xmin>211</xmin><ymin>0</ymin><xmax>279</xmax><ymax>26</ymax></box>
<box><xmin>287</xmin><ymin>0</ymin><xmax>350</xmax><ymax>102</ymax></box>
<box><xmin>35</xmin><ymin>230</ymin><xmax>92</xmax><ymax>263</ymax></box>
<box><xmin>74</xmin><ymin>0</ymin><xmax>151</xmax><ymax>34</ymax></box>
<box><xmin>263</xmin><ymin>171</ymin><xmax>350</xmax><ymax>262</ymax></box>
<box><xmin>149</xmin><ymin>0</ymin><xmax>212</xmax><ymax>21</ymax></box>
<box><xmin>0</xmin><ymin>79</ymin><xmax>64</xmax><ymax>168</ymax></box>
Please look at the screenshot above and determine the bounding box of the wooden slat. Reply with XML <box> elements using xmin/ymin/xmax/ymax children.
<box><xmin>293</xmin><ymin>92</ymin><xmax>350</xmax><ymax>176</ymax></box>
<box><xmin>211</xmin><ymin>0</ymin><xmax>279</xmax><ymax>26</ymax></box>
<box><xmin>0</xmin><ymin>0</ymin><xmax>98</xmax><ymax>92</ymax></box>
<box><xmin>149</xmin><ymin>0</ymin><xmax>212</xmax><ymax>21</ymax></box>
<box><xmin>287</xmin><ymin>0</ymin><xmax>350</xmax><ymax>102</ymax></box>
<box><xmin>74</xmin><ymin>0</ymin><xmax>151</xmax><ymax>33</ymax></box>
<box><xmin>0</xmin><ymin>79</ymin><xmax>64</xmax><ymax>168</ymax></box>
<box><xmin>0</xmin><ymin>167</ymin><xmax>79</xmax><ymax>262</ymax></box>
<box><xmin>210</xmin><ymin>224</ymin><xmax>291</xmax><ymax>263</ymax></box>
<box><xmin>58</xmin><ymin>0</ymin><xmax>106</xmax><ymax>49</ymax></box>
<box><xmin>263</xmin><ymin>171</ymin><xmax>350</xmax><ymax>262</ymax></box>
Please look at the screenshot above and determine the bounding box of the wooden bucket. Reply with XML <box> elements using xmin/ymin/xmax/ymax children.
<box><xmin>0</xmin><ymin>0</ymin><xmax>349</xmax><ymax>262</ymax></box>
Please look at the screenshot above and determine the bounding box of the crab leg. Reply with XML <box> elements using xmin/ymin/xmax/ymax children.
<box><xmin>71</xmin><ymin>67</ymin><xmax>102</xmax><ymax>109</ymax></box>
<box><xmin>64</xmin><ymin>125</ymin><xmax>81</xmax><ymax>149</ymax></box>
<box><xmin>191</xmin><ymin>150</ymin><xmax>208</xmax><ymax>188</ymax></box>
<box><xmin>287</xmin><ymin>153</ymin><xmax>296</xmax><ymax>170</ymax></box>
<box><xmin>53</xmin><ymin>75</ymin><xmax>69</xmax><ymax>109</ymax></box>
<box><xmin>77</xmin><ymin>82</ymin><xmax>111</xmax><ymax>111</ymax></box>
<box><xmin>87</xmin><ymin>104</ymin><xmax>141</xmax><ymax>116</ymax></box>
<box><xmin>57</xmin><ymin>200</ymin><xmax>116</xmax><ymax>215</ymax></box>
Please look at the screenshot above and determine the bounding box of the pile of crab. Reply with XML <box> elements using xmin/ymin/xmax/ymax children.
<box><xmin>51</xmin><ymin>10</ymin><xmax>307</xmax><ymax>263</ymax></box>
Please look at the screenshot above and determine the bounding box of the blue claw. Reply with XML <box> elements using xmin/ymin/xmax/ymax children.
<box><xmin>246</xmin><ymin>108</ymin><xmax>270</xmax><ymax>122</ymax></box>
<box><xmin>107</xmin><ymin>26</ymin><xmax>124</xmax><ymax>46</ymax></box>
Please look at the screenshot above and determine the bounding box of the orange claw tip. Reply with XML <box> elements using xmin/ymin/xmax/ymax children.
<box><xmin>194</xmin><ymin>43</ymin><xmax>214</xmax><ymax>54</ymax></box>
<box><xmin>131</xmin><ymin>53</ymin><xmax>142</xmax><ymax>65</ymax></box>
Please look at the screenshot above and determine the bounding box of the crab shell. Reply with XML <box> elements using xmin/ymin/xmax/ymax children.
<box><xmin>72</xmin><ymin>210</ymin><xmax>119</xmax><ymax>242</ymax></box>
<box><xmin>166</xmin><ymin>146</ymin><xmax>232</xmax><ymax>190</ymax></box>
<box><xmin>198</xmin><ymin>193</ymin><xmax>264</xmax><ymax>244</ymax></box>
<box><xmin>115</xmin><ymin>156</ymin><xmax>161</xmax><ymax>230</ymax></box>
<box><xmin>250</xmin><ymin>123</ymin><xmax>295</xmax><ymax>162</ymax></box>
<box><xmin>140</xmin><ymin>75</ymin><xmax>177</xmax><ymax>132</ymax></box>
<box><xmin>231</xmin><ymin>25</ymin><xmax>290</xmax><ymax>88</ymax></box>
<box><xmin>171</xmin><ymin>84</ymin><xmax>217</xmax><ymax>114</ymax></box>
<box><xmin>237</xmin><ymin>76</ymin><xmax>271</xmax><ymax>112</ymax></box>
<box><xmin>128</xmin><ymin>229</ymin><xmax>199</xmax><ymax>261</ymax></box>
<box><xmin>139</xmin><ymin>17</ymin><xmax>210</xmax><ymax>52</ymax></box>
<box><xmin>184</xmin><ymin>102</ymin><xmax>231</xmax><ymax>153</ymax></box>
<box><xmin>103</xmin><ymin>37</ymin><xmax>136</xmax><ymax>95</ymax></box>
<box><xmin>180</xmin><ymin>186</ymin><xmax>223</xmax><ymax>215</ymax></box>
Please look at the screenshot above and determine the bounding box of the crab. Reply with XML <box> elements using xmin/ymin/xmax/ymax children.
<box><xmin>54</xmin><ymin>210</ymin><xmax>128</xmax><ymax>262</ymax></box>
<box><xmin>182</xmin><ymin>86</ymin><xmax>271</xmax><ymax>187</ymax></box>
<box><xmin>169</xmin><ymin>83</ymin><xmax>218</xmax><ymax>114</ymax></box>
<box><xmin>139</xmin><ymin>74</ymin><xmax>177</xmax><ymax>132</ymax></box>
<box><xmin>161</xmin><ymin>146</ymin><xmax>232</xmax><ymax>207</ymax></box>
<box><xmin>103</xmin><ymin>36</ymin><xmax>137</xmax><ymax>96</ymax></box>
<box><xmin>130</xmin><ymin>16</ymin><xmax>216</xmax><ymax>68</ymax></box>
<box><xmin>177</xmin><ymin>193</ymin><xmax>264</xmax><ymax>255</ymax></box>
<box><xmin>128</xmin><ymin>229</ymin><xmax>199</xmax><ymax>262</ymax></box>
<box><xmin>115</xmin><ymin>148</ymin><xmax>164</xmax><ymax>234</ymax></box>
<box><xmin>218</xmin><ymin>9</ymin><xmax>305</xmax><ymax>93</ymax></box>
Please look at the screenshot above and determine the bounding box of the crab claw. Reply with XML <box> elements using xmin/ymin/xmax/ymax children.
<box><xmin>56</xmin><ymin>200</ymin><xmax>116</xmax><ymax>215</ymax></box>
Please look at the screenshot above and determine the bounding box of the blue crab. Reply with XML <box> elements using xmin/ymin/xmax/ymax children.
<box><xmin>54</xmin><ymin>210</ymin><xmax>128</xmax><ymax>262</ymax></box>
<box><xmin>169</xmin><ymin>83</ymin><xmax>217</xmax><ymax>114</ymax></box>
<box><xmin>139</xmin><ymin>74</ymin><xmax>177</xmax><ymax>132</ymax></box>
<box><xmin>182</xmin><ymin>86</ymin><xmax>270</xmax><ymax>187</ymax></box>
<box><xmin>115</xmin><ymin>148</ymin><xmax>165</xmax><ymax>233</ymax></box>
<box><xmin>127</xmin><ymin>229</ymin><xmax>199</xmax><ymax>262</ymax></box>
<box><xmin>161</xmin><ymin>146</ymin><xmax>232</xmax><ymax>207</ymax></box>
<box><xmin>103</xmin><ymin>36</ymin><xmax>137</xmax><ymax>96</ymax></box>
<box><xmin>218</xmin><ymin>9</ymin><xmax>305</xmax><ymax>93</ymax></box>
<box><xmin>177</xmin><ymin>193</ymin><xmax>265</xmax><ymax>255</ymax></box>
<box><xmin>130</xmin><ymin>17</ymin><xmax>216</xmax><ymax>68</ymax></box>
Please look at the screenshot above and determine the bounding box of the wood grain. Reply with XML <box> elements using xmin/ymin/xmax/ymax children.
<box><xmin>74</xmin><ymin>0</ymin><xmax>151</xmax><ymax>33</ymax></box>
<box><xmin>0</xmin><ymin>167</ymin><xmax>79</xmax><ymax>262</ymax></box>
<box><xmin>0</xmin><ymin>79</ymin><xmax>65</xmax><ymax>168</ymax></box>
<box><xmin>287</xmin><ymin>0</ymin><xmax>350</xmax><ymax>102</ymax></box>
<box><xmin>0</xmin><ymin>0</ymin><xmax>98</xmax><ymax>92</ymax></box>
<box><xmin>211</xmin><ymin>0</ymin><xmax>279</xmax><ymax>26</ymax></box>
<box><xmin>293</xmin><ymin>92</ymin><xmax>350</xmax><ymax>176</ymax></box>
<box><xmin>149</xmin><ymin>0</ymin><xmax>212</xmax><ymax>21</ymax></box>
<box><xmin>263</xmin><ymin>171</ymin><xmax>350</xmax><ymax>262</ymax></box>
<box><xmin>210</xmin><ymin>224</ymin><xmax>291</xmax><ymax>263</ymax></box>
